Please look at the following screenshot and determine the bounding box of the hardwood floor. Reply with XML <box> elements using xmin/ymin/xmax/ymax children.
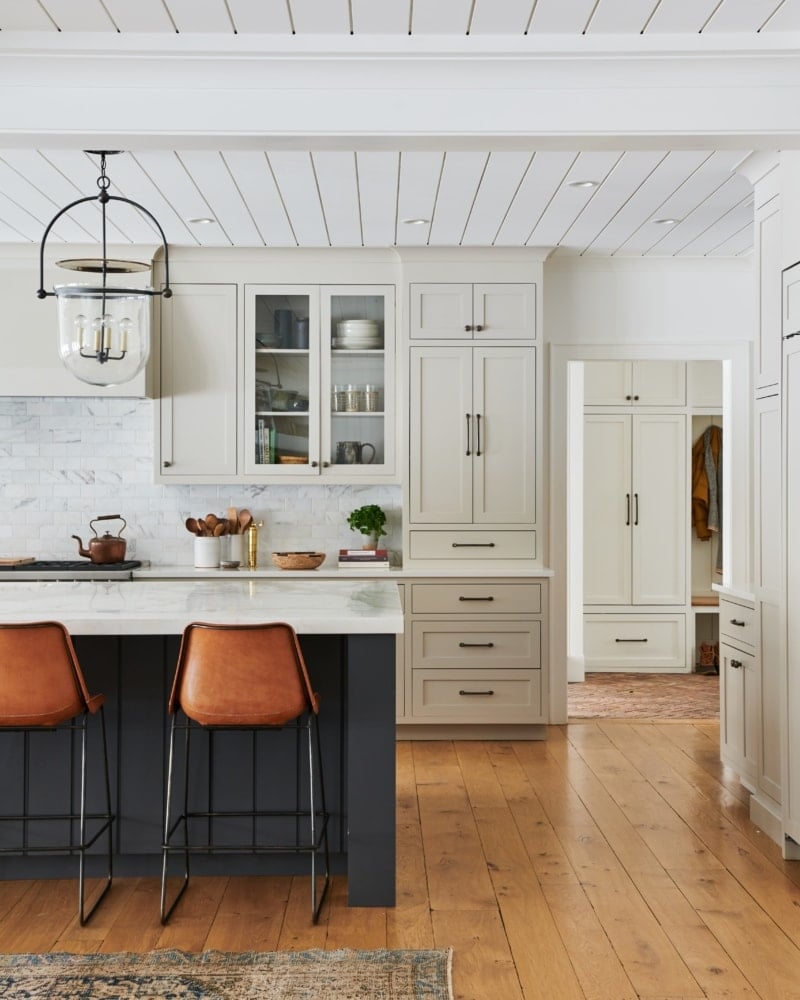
<box><xmin>2</xmin><ymin>721</ymin><xmax>800</xmax><ymax>999</ymax></box>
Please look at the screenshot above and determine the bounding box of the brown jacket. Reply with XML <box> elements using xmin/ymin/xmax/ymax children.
<box><xmin>691</xmin><ymin>424</ymin><xmax>721</xmax><ymax>540</ymax></box>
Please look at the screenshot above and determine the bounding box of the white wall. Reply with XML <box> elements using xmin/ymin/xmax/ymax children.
<box><xmin>545</xmin><ymin>255</ymin><xmax>755</xmax><ymax>722</ymax></box>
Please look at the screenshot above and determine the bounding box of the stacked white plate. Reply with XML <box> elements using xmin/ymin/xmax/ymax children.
<box><xmin>334</xmin><ymin>319</ymin><xmax>382</xmax><ymax>350</ymax></box>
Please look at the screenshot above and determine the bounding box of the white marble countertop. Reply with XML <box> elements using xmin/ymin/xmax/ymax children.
<box><xmin>0</xmin><ymin>577</ymin><xmax>404</xmax><ymax>636</ymax></box>
<box><xmin>134</xmin><ymin>563</ymin><xmax>554</xmax><ymax>580</ymax></box>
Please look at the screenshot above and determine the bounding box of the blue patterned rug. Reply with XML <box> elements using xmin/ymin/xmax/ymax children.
<box><xmin>0</xmin><ymin>948</ymin><xmax>454</xmax><ymax>998</ymax></box>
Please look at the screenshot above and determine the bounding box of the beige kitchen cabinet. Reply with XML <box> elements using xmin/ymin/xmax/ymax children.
<box><xmin>584</xmin><ymin>413</ymin><xmax>686</xmax><ymax>606</ymax></box>
<box><xmin>754</xmin><ymin>190</ymin><xmax>781</xmax><ymax>394</ymax></box>
<box><xmin>398</xmin><ymin>578</ymin><xmax>547</xmax><ymax>730</ymax></box>
<box><xmin>719</xmin><ymin>594</ymin><xmax>759</xmax><ymax>785</ymax></box>
<box><xmin>243</xmin><ymin>284</ymin><xmax>396</xmax><ymax>480</ymax></box>
<box><xmin>584</xmin><ymin>360</ymin><xmax>686</xmax><ymax>407</ymax></box>
<box><xmin>408</xmin><ymin>345</ymin><xmax>536</xmax><ymax>559</ymax></box>
<box><xmin>409</xmin><ymin>283</ymin><xmax>535</xmax><ymax>341</ymax></box>
<box><xmin>157</xmin><ymin>283</ymin><xmax>238</xmax><ymax>480</ymax></box>
<box><xmin>783</xmin><ymin>329</ymin><xmax>800</xmax><ymax>847</ymax></box>
<box><xmin>584</xmin><ymin>613</ymin><xmax>686</xmax><ymax>671</ymax></box>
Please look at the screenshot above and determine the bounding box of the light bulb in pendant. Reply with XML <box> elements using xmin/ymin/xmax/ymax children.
<box><xmin>118</xmin><ymin>317</ymin><xmax>132</xmax><ymax>354</ymax></box>
<box><xmin>73</xmin><ymin>313</ymin><xmax>87</xmax><ymax>350</ymax></box>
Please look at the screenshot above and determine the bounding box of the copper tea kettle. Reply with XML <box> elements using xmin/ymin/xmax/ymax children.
<box><xmin>73</xmin><ymin>514</ymin><xmax>128</xmax><ymax>564</ymax></box>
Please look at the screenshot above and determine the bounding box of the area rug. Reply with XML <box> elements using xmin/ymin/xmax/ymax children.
<box><xmin>568</xmin><ymin>671</ymin><xmax>719</xmax><ymax>720</ymax></box>
<box><xmin>0</xmin><ymin>947</ymin><xmax>454</xmax><ymax>999</ymax></box>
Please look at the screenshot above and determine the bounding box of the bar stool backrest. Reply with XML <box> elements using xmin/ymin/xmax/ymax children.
<box><xmin>0</xmin><ymin>621</ymin><xmax>102</xmax><ymax>727</ymax></box>
<box><xmin>169</xmin><ymin>621</ymin><xmax>321</xmax><ymax>727</ymax></box>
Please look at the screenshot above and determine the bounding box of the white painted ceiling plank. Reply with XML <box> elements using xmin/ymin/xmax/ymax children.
<box><xmin>0</xmin><ymin>160</ymin><xmax>90</xmax><ymax>243</ymax></box>
<box><xmin>678</xmin><ymin>196</ymin><xmax>754</xmax><ymax>255</ymax></box>
<box><xmin>585</xmin><ymin>0</ymin><xmax>659</xmax><ymax>34</ymax></box>
<box><xmin>0</xmin><ymin>0</ymin><xmax>56</xmax><ymax>29</ymax></box>
<box><xmin>644</xmin><ymin>176</ymin><xmax>750</xmax><ymax>254</ymax></box>
<box><xmin>0</xmin><ymin>191</ymin><xmax>55</xmax><ymax>242</ymax></box>
<box><xmin>178</xmin><ymin>151</ymin><xmax>264</xmax><ymax>245</ymax></box>
<box><xmin>412</xmin><ymin>0</ymin><xmax>472</xmax><ymax>34</ymax></box>
<box><xmin>708</xmin><ymin>223</ymin><xmax>754</xmax><ymax>256</ymax></box>
<box><xmin>470</xmin><ymin>0</ymin><xmax>534</xmax><ymax>34</ymax></box>
<box><xmin>428</xmin><ymin>153</ymin><xmax>489</xmax><ymax>246</ymax></box>
<box><xmin>560</xmin><ymin>151</ymin><xmax>666</xmax><ymax>253</ymax></box>
<box><xmin>761</xmin><ymin>0</ymin><xmax>800</xmax><ymax>30</ymax></box>
<box><xmin>461</xmin><ymin>152</ymin><xmax>532</xmax><ymax>245</ymax></box>
<box><xmin>703</xmin><ymin>0</ymin><xmax>783</xmax><ymax>31</ymax></box>
<box><xmin>37</xmin><ymin>0</ymin><xmax>114</xmax><ymax>30</ymax></box>
<box><xmin>494</xmin><ymin>151</ymin><xmax>579</xmax><ymax>244</ymax></box>
<box><xmin>593</xmin><ymin>150</ymin><xmax>711</xmax><ymax>254</ymax></box>
<box><xmin>133</xmin><ymin>151</ymin><xmax>225</xmax><ymax>246</ymax></box>
<box><xmin>288</xmin><ymin>0</ymin><xmax>350</xmax><ymax>33</ymax></box>
<box><xmin>104</xmin><ymin>153</ymin><xmax>199</xmax><ymax>246</ymax></box>
<box><xmin>356</xmin><ymin>152</ymin><xmax>399</xmax><ymax>246</ymax></box>
<box><xmin>395</xmin><ymin>152</ymin><xmax>443</xmax><ymax>246</ymax></box>
<box><xmin>527</xmin><ymin>151</ymin><xmax>622</xmax><ymax>246</ymax></box>
<box><xmin>163</xmin><ymin>0</ymin><xmax>233</xmax><ymax>32</ymax></box>
<box><xmin>228</xmin><ymin>0</ymin><xmax>292</xmax><ymax>32</ymax></box>
<box><xmin>267</xmin><ymin>152</ymin><xmax>330</xmax><ymax>246</ymax></box>
<box><xmin>645</xmin><ymin>0</ymin><xmax>723</xmax><ymax>33</ymax></box>
<box><xmin>528</xmin><ymin>0</ymin><xmax>599</xmax><ymax>33</ymax></box>
<box><xmin>351</xmin><ymin>0</ymin><xmax>410</xmax><ymax>33</ymax></box>
<box><xmin>103</xmin><ymin>0</ymin><xmax>177</xmax><ymax>32</ymax></box>
<box><xmin>223</xmin><ymin>152</ymin><xmax>297</xmax><ymax>246</ymax></box>
<box><xmin>0</xmin><ymin>151</ymin><xmax>95</xmax><ymax>222</ymax></box>
<box><xmin>0</xmin><ymin>218</ymin><xmax>30</xmax><ymax>241</ymax></box>
<box><xmin>313</xmin><ymin>152</ymin><xmax>363</xmax><ymax>247</ymax></box>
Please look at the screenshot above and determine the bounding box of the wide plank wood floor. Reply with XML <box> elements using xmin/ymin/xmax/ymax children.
<box><xmin>2</xmin><ymin>721</ymin><xmax>800</xmax><ymax>999</ymax></box>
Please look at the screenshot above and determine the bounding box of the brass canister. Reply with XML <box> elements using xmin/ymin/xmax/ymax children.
<box><xmin>247</xmin><ymin>521</ymin><xmax>259</xmax><ymax>569</ymax></box>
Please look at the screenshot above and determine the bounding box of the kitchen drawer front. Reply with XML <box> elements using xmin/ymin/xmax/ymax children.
<box><xmin>408</xmin><ymin>530</ymin><xmax>536</xmax><ymax>561</ymax></box>
<box><xmin>411</xmin><ymin>582</ymin><xmax>541</xmax><ymax>615</ymax></box>
<box><xmin>412</xmin><ymin>621</ymin><xmax>541</xmax><ymax>671</ymax></box>
<box><xmin>412</xmin><ymin>669</ymin><xmax>542</xmax><ymax>723</ymax></box>
<box><xmin>584</xmin><ymin>614</ymin><xmax>685</xmax><ymax>670</ymax></box>
<box><xmin>719</xmin><ymin>598</ymin><xmax>757</xmax><ymax>650</ymax></box>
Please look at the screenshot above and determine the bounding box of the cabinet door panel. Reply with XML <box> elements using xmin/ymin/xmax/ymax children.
<box><xmin>632</xmin><ymin>414</ymin><xmax>686</xmax><ymax>605</ymax></box>
<box><xmin>755</xmin><ymin>201</ymin><xmax>781</xmax><ymax>390</ymax></box>
<box><xmin>584</xmin><ymin>414</ymin><xmax>632</xmax><ymax>604</ymax></box>
<box><xmin>409</xmin><ymin>347</ymin><xmax>472</xmax><ymax>523</ymax></box>
<box><xmin>473</xmin><ymin>348</ymin><xmax>536</xmax><ymax>524</ymax></box>
<box><xmin>409</xmin><ymin>283</ymin><xmax>472</xmax><ymax>339</ymax></box>
<box><xmin>159</xmin><ymin>284</ymin><xmax>238</xmax><ymax>477</ymax></box>
<box><xmin>583</xmin><ymin>361</ymin><xmax>631</xmax><ymax>406</ymax></box>
<box><xmin>473</xmin><ymin>284</ymin><xmax>535</xmax><ymax>340</ymax></box>
<box><xmin>783</xmin><ymin>341</ymin><xmax>800</xmax><ymax>841</ymax></box>
<box><xmin>632</xmin><ymin>361</ymin><xmax>686</xmax><ymax>406</ymax></box>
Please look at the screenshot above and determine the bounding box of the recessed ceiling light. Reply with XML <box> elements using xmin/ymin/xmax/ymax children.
<box><xmin>402</xmin><ymin>218</ymin><xmax>429</xmax><ymax>226</ymax></box>
<box><xmin>568</xmin><ymin>180</ymin><xmax>598</xmax><ymax>189</ymax></box>
<box><xmin>654</xmin><ymin>218</ymin><xmax>679</xmax><ymax>226</ymax></box>
<box><xmin>188</xmin><ymin>217</ymin><xmax>216</xmax><ymax>225</ymax></box>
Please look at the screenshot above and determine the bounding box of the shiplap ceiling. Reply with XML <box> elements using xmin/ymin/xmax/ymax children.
<box><xmin>1</xmin><ymin>0</ymin><xmax>798</xmax><ymax>256</ymax></box>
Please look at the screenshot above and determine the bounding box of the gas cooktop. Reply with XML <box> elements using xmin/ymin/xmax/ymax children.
<box><xmin>0</xmin><ymin>560</ymin><xmax>142</xmax><ymax>581</ymax></box>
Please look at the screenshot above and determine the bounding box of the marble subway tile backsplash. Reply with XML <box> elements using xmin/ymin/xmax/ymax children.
<box><xmin>0</xmin><ymin>398</ymin><xmax>402</xmax><ymax>566</ymax></box>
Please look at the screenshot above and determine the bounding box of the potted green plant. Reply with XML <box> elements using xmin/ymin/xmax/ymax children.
<box><xmin>347</xmin><ymin>504</ymin><xmax>387</xmax><ymax>550</ymax></box>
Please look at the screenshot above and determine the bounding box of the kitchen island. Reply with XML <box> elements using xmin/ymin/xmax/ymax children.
<box><xmin>0</xmin><ymin>577</ymin><xmax>403</xmax><ymax>907</ymax></box>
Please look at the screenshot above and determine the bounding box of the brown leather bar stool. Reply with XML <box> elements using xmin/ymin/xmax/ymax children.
<box><xmin>0</xmin><ymin>621</ymin><xmax>114</xmax><ymax>925</ymax></box>
<box><xmin>160</xmin><ymin>621</ymin><xmax>330</xmax><ymax>923</ymax></box>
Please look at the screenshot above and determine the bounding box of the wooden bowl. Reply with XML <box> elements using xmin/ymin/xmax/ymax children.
<box><xmin>271</xmin><ymin>551</ymin><xmax>326</xmax><ymax>571</ymax></box>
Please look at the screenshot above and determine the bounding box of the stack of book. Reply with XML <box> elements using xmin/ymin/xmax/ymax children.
<box><xmin>338</xmin><ymin>548</ymin><xmax>391</xmax><ymax>571</ymax></box>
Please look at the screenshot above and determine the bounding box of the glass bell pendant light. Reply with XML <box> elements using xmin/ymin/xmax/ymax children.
<box><xmin>36</xmin><ymin>151</ymin><xmax>172</xmax><ymax>387</ymax></box>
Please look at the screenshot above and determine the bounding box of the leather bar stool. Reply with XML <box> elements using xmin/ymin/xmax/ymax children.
<box><xmin>160</xmin><ymin>621</ymin><xmax>330</xmax><ymax>923</ymax></box>
<box><xmin>0</xmin><ymin>621</ymin><xmax>114</xmax><ymax>925</ymax></box>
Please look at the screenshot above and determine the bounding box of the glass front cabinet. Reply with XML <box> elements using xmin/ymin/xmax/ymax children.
<box><xmin>244</xmin><ymin>284</ymin><xmax>395</xmax><ymax>479</ymax></box>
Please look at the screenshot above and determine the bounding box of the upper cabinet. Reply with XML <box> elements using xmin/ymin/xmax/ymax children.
<box><xmin>409</xmin><ymin>283</ymin><xmax>536</xmax><ymax>340</ymax></box>
<box><xmin>584</xmin><ymin>360</ymin><xmax>686</xmax><ymax>407</ymax></box>
<box><xmin>243</xmin><ymin>284</ymin><xmax>395</xmax><ymax>478</ymax></box>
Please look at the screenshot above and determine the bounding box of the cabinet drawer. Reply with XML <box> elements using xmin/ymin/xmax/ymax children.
<box><xmin>411</xmin><ymin>582</ymin><xmax>541</xmax><ymax>615</ymax></box>
<box><xmin>584</xmin><ymin>614</ymin><xmax>685</xmax><ymax>670</ymax></box>
<box><xmin>412</xmin><ymin>621</ymin><xmax>541</xmax><ymax>671</ymax></box>
<box><xmin>719</xmin><ymin>599</ymin><xmax>757</xmax><ymax>649</ymax></box>
<box><xmin>408</xmin><ymin>530</ymin><xmax>536</xmax><ymax>560</ymax></box>
<box><xmin>412</xmin><ymin>669</ymin><xmax>541</xmax><ymax>723</ymax></box>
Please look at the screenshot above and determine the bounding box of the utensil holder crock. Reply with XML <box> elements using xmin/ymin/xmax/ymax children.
<box><xmin>194</xmin><ymin>536</ymin><xmax>221</xmax><ymax>569</ymax></box>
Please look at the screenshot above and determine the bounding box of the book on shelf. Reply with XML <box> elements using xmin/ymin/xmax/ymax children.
<box><xmin>338</xmin><ymin>548</ymin><xmax>388</xmax><ymax>560</ymax></box>
<box><xmin>338</xmin><ymin>561</ymin><xmax>391</xmax><ymax>571</ymax></box>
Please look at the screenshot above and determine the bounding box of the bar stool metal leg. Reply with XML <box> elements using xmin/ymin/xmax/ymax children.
<box><xmin>77</xmin><ymin>705</ymin><xmax>114</xmax><ymax>926</ymax></box>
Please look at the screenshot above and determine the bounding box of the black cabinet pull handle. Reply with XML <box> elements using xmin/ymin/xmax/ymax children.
<box><xmin>452</xmin><ymin>542</ymin><xmax>496</xmax><ymax>548</ymax></box>
<box><xmin>615</xmin><ymin>637</ymin><xmax>648</xmax><ymax>643</ymax></box>
<box><xmin>634</xmin><ymin>492</ymin><xmax>639</xmax><ymax>526</ymax></box>
<box><xmin>163</xmin><ymin>460</ymin><xmax>172</xmax><ymax>468</ymax></box>
<box><xmin>730</xmin><ymin>619</ymin><xmax>746</xmax><ymax>627</ymax></box>
<box><xmin>458</xmin><ymin>641</ymin><xmax>495</xmax><ymax>648</ymax></box>
<box><xmin>476</xmin><ymin>413</ymin><xmax>482</xmax><ymax>457</ymax></box>
<box><xmin>633</xmin><ymin>395</ymin><xmax>640</xmax><ymax>401</ymax></box>
<box><xmin>475</xmin><ymin>324</ymin><xmax>484</xmax><ymax>332</ymax></box>
<box><xmin>625</xmin><ymin>394</ymin><xmax>632</xmax><ymax>400</ymax></box>
<box><xmin>458</xmin><ymin>595</ymin><xmax>495</xmax><ymax>601</ymax></box>
<box><xmin>459</xmin><ymin>689</ymin><xmax>495</xmax><ymax>696</ymax></box>
<box><xmin>626</xmin><ymin>493</ymin><xmax>630</xmax><ymax>526</ymax></box>
<box><xmin>731</xmin><ymin>659</ymin><xmax>743</xmax><ymax>669</ymax></box>
<box><xmin>465</xmin><ymin>413</ymin><xmax>471</xmax><ymax>456</ymax></box>
<box><xmin>464</xmin><ymin>324</ymin><xmax>472</xmax><ymax>332</ymax></box>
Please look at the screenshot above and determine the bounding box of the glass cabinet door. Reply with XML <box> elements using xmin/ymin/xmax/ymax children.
<box><xmin>245</xmin><ymin>286</ymin><xmax>320</xmax><ymax>475</ymax></box>
<box><xmin>322</xmin><ymin>286</ymin><xmax>395</xmax><ymax>477</ymax></box>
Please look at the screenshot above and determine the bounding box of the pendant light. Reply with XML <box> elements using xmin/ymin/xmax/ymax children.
<box><xmin>36</xmin><ymin>151</ymin><xmax>172</xmax><ymax>387</ymax></box>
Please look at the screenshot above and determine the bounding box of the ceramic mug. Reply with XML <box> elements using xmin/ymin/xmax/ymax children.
<box><xmin>336</xmin><ymin>441</ymin><xmax>376</xmax><ymax>465</ymax></box>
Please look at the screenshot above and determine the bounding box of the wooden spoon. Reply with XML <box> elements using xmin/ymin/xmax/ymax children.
<box><xmin>185</xmin><ymin>517</ymin><xmax>200</xmax><ymax>535</ymax></box>
<box><xmin>238</xmin><ymin>509</ymin><xmax>253</xmax><ymax>533</ymax></box>
<box><xmin>213</xmin><ymin>521</ymin><xmax>227</xmax><ymax>537</ymax></box>
<box><xmin>227</xmin><ymin>506</ymin><xmax>238</xmax><ymax>535</ymax></box>
<box><xmin>205</xmin><ymin>513</ymin><xmax>220</xmax><ymax>531</ymax></box>
<box><xmin>197</xmin><ymin>518</ymin><xmax>208</xmax><ymax>536</ymax></box>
